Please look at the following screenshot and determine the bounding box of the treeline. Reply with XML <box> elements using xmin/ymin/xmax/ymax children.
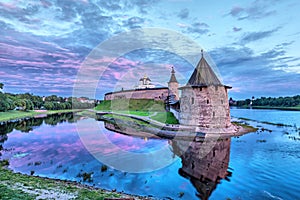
<box><xmin>234</xmin><ymin>95</ymin><xmax>300</xmax><ymax>107</ymax></box>
<box><xmin>0</xmin><ymin>83</ymin><xmax>97</xmax><ymax>112</ymax></box>
<box><xmin>0</xmin><ymin>113</ymin><xmax>76</xmax><ymax>134</ymax></box>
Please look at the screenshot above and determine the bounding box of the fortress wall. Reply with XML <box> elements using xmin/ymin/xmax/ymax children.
<box><xmin>105</xmin><ymin>88</ymin><xmax>169</xmax><ymax>101</ymax></box>
<box><xmin>180</xmin><ymin>86</ymin><xmax>231</xmax><ymax>128</ymax></box>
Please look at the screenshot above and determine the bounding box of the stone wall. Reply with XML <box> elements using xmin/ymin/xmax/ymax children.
<box><xmin>105</xmin><ymin>88</ymin><xmax>169</xmax><ymax>101</ymax></box>
<box><xmin>180</xmin><ymin>86</ymin><xmax>231</xmax><ymax>128</ymax></box>
<box><xmin>168</xmin><ymin>82</ymin><xmax>179</xmax><ymax>100</ymax></box>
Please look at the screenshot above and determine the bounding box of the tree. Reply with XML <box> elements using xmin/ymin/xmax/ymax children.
<box><xmin>0</xmin><ymin>93</ymin><xmax>10</xmax><ymax>112</ymax></box>
<box><xmin>14</xmin><ymin>99</ymin><xmax>34</xmax><ymax>111</ymax></box>
<box><xmin>44</xmin><ymin>102</ymin><xmax>54</xmax><ymax>110</ymax></box>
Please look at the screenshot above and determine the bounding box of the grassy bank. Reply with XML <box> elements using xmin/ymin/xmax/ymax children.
<box><xmin>251</xmin><ymin>105</ymin><xmax>300</xmax><ymax>111</ymax></box>
<box><xmin>232</xmin><ymin>121</ymin><xmax>259</xmax><ymax>132</ymax></box>
<box><xmin>150</xmin><ymin>112</ymin><xmax>179</xmax><ymax>124</ymax></box>
<box><xmin>95</xmin><ymin>99</ymin><xmax>166</xmax><ymax>112</ymax></box>
<box><xmin>235</xmin><ymin>105</ymin><xmax>300</xmax><ymax>111</ymax></box>
<box><xmin>95</xmin><ymin>99</ymin><xmax>179</xmax><ymax>124</ymax></box>
<box><xmin>0</xmin><ymin>161</ymin><xmax>145</xmax><ymax>200</ymax></box>
<box><xmin>101</xmin><ymin>111</ymin><xmax>179</xmax><ymax>126</ymax></box>
<box><xmin>0</xmin><ymin>109</ymin><xmax>81</xmax><ymax>123</ymax></box>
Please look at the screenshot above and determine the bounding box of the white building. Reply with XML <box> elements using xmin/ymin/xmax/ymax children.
<box><xmin>135</xmin><ymin>75</ymin><xmax>155</xmax><ymax>89</ymax></box>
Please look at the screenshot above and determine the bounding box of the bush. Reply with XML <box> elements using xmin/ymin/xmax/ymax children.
<box><xmin>0</xmin><ymin>159</ymin><xmax>9</xmax><ymax>167</ymax></box>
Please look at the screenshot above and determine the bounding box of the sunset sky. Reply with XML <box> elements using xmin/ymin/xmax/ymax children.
<box><xmin>1</xmin><ymin>0</ymin><xmax>300</xmax><ymax>99</ymax></box>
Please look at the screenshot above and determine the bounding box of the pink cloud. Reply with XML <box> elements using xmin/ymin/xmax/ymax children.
<box><xmin>0</xmin><ymin>2</ymin><xmax>17</xmax><ymax>9</ymax></box>
<box><xmin>0</xmin><ymin>71</ymin><xmax>25</xmax><ymax>79</ymax></box>
<box><xmin>48</xmin><ymin>89</ymin><xmax>61</xmax><ymax>93</ymax></box>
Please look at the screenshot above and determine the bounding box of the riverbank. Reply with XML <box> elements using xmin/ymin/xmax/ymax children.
<box><xmin>0</xmin><ymin>161</ymin><xmax>149</xmax><ymax>200</ymax></box>
<box><xmin>92</xmin><ymin>110</ymin><xmax>257</xmax><ymax>140</ymax></box>
<box><xmin>0</xmin><ymin>109</ymin><xmax>83</xmax><ymax>123</ymax></box>
<box><xmin>233</xmin><ymin>105</ymin><xmax>300</xmax><ymax>111</ymax></box>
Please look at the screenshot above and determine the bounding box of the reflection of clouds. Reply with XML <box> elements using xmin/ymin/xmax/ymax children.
<box><xmin>77</xmin><ymin>118</ymin><xmax>177</xmax><ymax>172</ymax></box>
<box><xmin>77</xmin><ymin>120</ymin><xmax>168</xmax><ymax>154</ymax></box>
<box><xmin>5</xmin><ymin>123</ymin><xmax>89</xmax><ymax>169</ymax></box>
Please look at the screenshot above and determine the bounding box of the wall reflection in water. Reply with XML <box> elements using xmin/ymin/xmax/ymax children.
<box><xmin>172</xmin><ymin>138</ymin><xmax>231</xmax><ymax>200</ymax></box>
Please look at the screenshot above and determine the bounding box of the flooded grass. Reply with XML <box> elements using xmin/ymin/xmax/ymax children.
<box><xmin>101</xmin><ymin>165</ymin><xmax>108</xmax><ymax>172</ymax></box>
<box><xmin>234</xmin><ymin>116</ymin><xmax>293</xmax><ymax>127</ymax></box>
<box><xmin>0</xmin><ymin>160</ymin><xmax>141</xmax><ymax>200</ymax></box>
<box><xmin>231</xmin><ymin>121</ymin><xmax>258</xmax><ymax>132</ymax></box>
<box><xmin>256</xmin><ymin>139</ymin><xmax>267</xmax><ymax>143</ymax></box>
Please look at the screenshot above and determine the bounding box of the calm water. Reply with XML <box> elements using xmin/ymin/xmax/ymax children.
<box><xmin>1</xmin><ymin>110</ymin><xmax>300</xmax><ymax>200</ymax></box>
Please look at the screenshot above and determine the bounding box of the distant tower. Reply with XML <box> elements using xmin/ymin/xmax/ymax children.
<box><xmin>168</xmin><ymin>66</ymin><xmax>179</xmax><ymax>101</ymax></box>
<box><xmin>179</xmin><ymin>50</ymin><xmax>232</xmax><ymax>128</ymax></box>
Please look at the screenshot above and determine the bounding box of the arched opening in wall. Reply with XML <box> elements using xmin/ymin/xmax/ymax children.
<box><xmin>191</xmin><ymin>97</ymin><xmax>194</xmax><ymax>104</ymax></box>
<box><xmin>221</xmin><ymin>99</ymin><xmax>223</xmax><ymax>104</ymax></box>
<box><xmin>207</xmin><ymin>99</ymin><xmax>209</xmax><ymax>104</ymax></box>
<box><xmin>213</xmin><ymin>111</ymin><xmax>215</xmax><ymax>117</ymax></box>
<box><xmin>200</xmin><ymin>87</ymin><xmax>202</xmax><ymax>91</ymax></box>
<box><xmin>215</xmin><ymin>86</ymin><xmax>218</xmax><ymax>91</ymax></box>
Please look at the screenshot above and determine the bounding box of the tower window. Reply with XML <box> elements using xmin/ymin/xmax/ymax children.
<box><xmin>191</xmin><ymin>97</ymin><xmax>194</xmax><ymax>104</ymax></box>
<box><xmin>200</xmin><ymin>87</ymin><xmax>202</xmax><ymax>91</ymax></box>
<box><xmin>221</xmin><ymin>100</ymin><xmax>223</xmax><ymax>104</ymax></box>
<box><xmin>215</xmin><ymin>86</ymin><xmax>218</xmax><ymax>91</ymax></box>
<box><xmin>207</xmin><ymin>99</ymin><xmax>209</xmax><ymax>104</ymax></box>
<box><xmin>213</xmin><ymin>111</ymin><xmax>215</xmax><ymax>117</ymax></box>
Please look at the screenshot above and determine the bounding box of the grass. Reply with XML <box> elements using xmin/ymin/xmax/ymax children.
<box><xmin>150</xmin><ymin>112</ymin><xmax>179</xmax><ymax>124</ymax></box>
<box><xmin>95</xmin><ymin>99</ymin><xmax>166</xmax><ymax>112</ymax></box>
<box><xmin>0</xmin><ymin>109</ymin><xmax>80</xmax><ymax>122</ymax></box>
<box><xmin>116</xmin><ymin>110</ymin><xmax>150</xmax><ymax>116</ymax></box>
<box><xmin>239</xmin><ymin>105</ymin><xmax>300</xmax><ymax>111</ymax></box>
<box><xmin>235</xmin><ymin>116</ymin><xmax>293</xmax><ymax>127</ymax></box>
<box><xmin>102</xmin><ymin>114</ymin><xmax>150</xmax><ymax>126</ymax></box>
<box><xmin>95</xmin><ymin>99</ymin><xmax>179</xmax><ymax>125</ymax></box>
<box><xmin>102</xmin><ymin>111</ymin><xmax>179</xmax><ymax>125</ymax></box>
<box><xmin>232</xmin><ymin>121</ymin><xmax>258</xmax><ymax>132</ymax></box>
<box><xmin>0</xmin><ymin>184</ymin><xmax>37</xmax><ymax>200</ymax></box>
<box><xmin>0</xmin><ymin>161</ymin><xmax>137</xmax><ymax>200</ymax></box>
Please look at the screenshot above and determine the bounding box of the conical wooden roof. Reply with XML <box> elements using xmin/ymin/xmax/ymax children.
<box><xmin>168</xmin><ymin>67</ymin><xmax>178</xmax><ymax>83</ymax></box>
<box><xmin>187</xmin><ymin>53</ymin><xmax>222</xmax><ymax>87</ymax></box>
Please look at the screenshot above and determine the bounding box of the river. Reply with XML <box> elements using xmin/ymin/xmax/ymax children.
<box><xmin>0</xmin><ymin>110</ymin><xmax>300</xmax><ymax>200</ymax></box>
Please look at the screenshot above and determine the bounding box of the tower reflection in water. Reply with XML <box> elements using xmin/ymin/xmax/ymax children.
<box><xmin>172</xmin><ymin>137</ymin><xmax>231</xmax><ymax>200</ymax></box>
<box><xmin>103</xmin><ymin>121</ymin><xmax>232</xmax><ymax>199</ymax></box>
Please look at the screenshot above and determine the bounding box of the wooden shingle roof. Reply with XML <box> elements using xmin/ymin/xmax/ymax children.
<box><xmin>187</xmin><ymin>51</ymin><xmax>223</xmax><ymax>87</ymax></box>
<box><xmin>168</xmin><ymin>67</ymin><xmax>178</xmax><ymax>83</ymax></box>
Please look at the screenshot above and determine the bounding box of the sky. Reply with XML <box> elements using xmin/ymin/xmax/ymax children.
<box><xmin>0</xmin><ymin>0</ymin><xmax>300</xmax><ymax>100</ymax></box>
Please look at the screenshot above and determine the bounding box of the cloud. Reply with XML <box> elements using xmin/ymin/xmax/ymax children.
<box><xmin>123</xmin><ymin>16</ymin><xmax>145</xmax><ymax>29</ymax></box>
<box><xmin>210</xmin><ymin>42</ymin><xmax>300</xmax><ymax>98</ymax></box>
<box><xmin>177</xmin><ymin>8</ymin><xmax>189</xmax><ymax>19</ymax></box>
<box><xmin>233</xmin><ymin>27</ymin><xmax>242</xmax><ymax>32</ymax></box>
<box><xmin>229</xmin><ymin>6</ymin><xmax>244</xmax><ymax>17</ymax></box>
<box><xmin>186</xmin><ymin>22</ymin><xmax>210</xmax><ymax>34</ymax></box>
<box><xmin>176</xmin><ymin>23</ymin><xmax>189</xmax><ymax>28</ymax></box>
<box><xmin>125</xmin><ymin>0</ymin><xmax>160</xmax><ymax>14</ymax></box>
<box><xmin>227</xmin><ymin>0</ymin><xmax>278</xmax><ymax>20</ymax></box>
<box><xmin>239</xmin><ymin>27</ymin><xmax>280</xmax><ymax>44</ymax></box>
<box><xmin>95</xmin><ymin>0</ymin><xmax>122</xmax><ymax>11</ymax></box>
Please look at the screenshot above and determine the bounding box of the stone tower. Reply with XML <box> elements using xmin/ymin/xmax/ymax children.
<box><xmin>168</xmin><ymin>67</ymin><xmax>179</xmax><ymax>101</ymax></box>
<box><xmin>179</xmin><ymin>50</ymin><xmax>232</xmax><ymax>128</ymax></box>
